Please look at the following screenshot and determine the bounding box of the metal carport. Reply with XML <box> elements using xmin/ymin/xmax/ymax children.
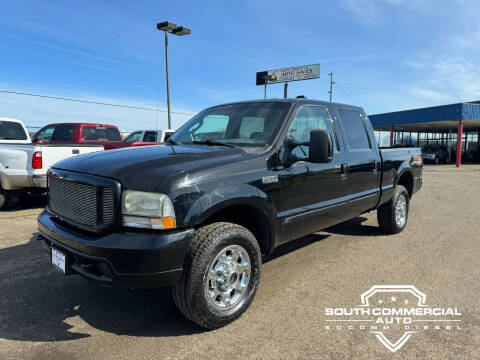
<box><xmin>369</xmin><ymin>102</ymin><xmax>480</xmax><ymax>167</ymax></box>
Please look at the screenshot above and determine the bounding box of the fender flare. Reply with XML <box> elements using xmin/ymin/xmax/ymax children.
<box><xmin>394</xmin><ymin>162</ymin><xmax>413</xmax><ymax>187</ymax></box>
<box><xmin>181</xmin><ymin>184</ymin><xmax>278</xmax><ymax>253</ymax></box>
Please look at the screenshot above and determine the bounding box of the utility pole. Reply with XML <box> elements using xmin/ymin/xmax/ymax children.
<box><xmin>328</xmin><ymin>72</ymin><xmax>335</xmax><ymax>102</ymax></box>
<box><xmin>283</xmin><ymin>82</ymin><xmax>288</xmax><ymax>99</ymax></box>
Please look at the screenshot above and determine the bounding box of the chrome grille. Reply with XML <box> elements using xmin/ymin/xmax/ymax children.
<box><xmin>101</xmin><ymin>187</ymin><xmax>115</xmax><ymax>224</ymax></box>
<box><xmin>48</xmin><ymin>175</ymin><xmax>117</xmax><ymax>230</ymax></box>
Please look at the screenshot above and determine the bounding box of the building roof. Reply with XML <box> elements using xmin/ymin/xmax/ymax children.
<box><xmin>369</xmin><ymin>101</ymin><xmax>480</xmax><ymax>131</ymax></box>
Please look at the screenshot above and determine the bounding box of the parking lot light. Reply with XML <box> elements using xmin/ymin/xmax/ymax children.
<box><xmin>172</xmin><ymin>26</ymin><xmax>191</xmax><ymax>36</ymax></box>
<box><xmin>157</xmin><ymin>21</ymin><xmax>191</xmax><ymax>129</ymax></box>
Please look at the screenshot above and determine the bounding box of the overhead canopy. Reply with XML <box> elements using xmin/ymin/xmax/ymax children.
<box><xmin>369</xmin><ymin>102</ymin><xmax>480</xmax><ymax>131</ymax></box>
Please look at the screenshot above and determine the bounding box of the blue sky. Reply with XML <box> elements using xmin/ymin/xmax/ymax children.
<box><xmin>1</xmin><ymin>0</ymin><xmax>480</xmax><ymax>131</ymax></box>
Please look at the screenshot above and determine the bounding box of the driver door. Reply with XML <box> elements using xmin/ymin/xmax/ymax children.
<box><xmin>280</xmin><ymin>105</ymin><xmax>349</xmax><ymax>242</ymax></box>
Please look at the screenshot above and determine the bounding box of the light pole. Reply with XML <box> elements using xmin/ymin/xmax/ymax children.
<box><xmin>157</xmin><ymin>21</ymin><xmax>191</xmax><ymax>129</ymax></box>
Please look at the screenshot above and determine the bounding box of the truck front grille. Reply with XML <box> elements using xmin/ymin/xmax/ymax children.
<box><xmin>47</xmin><ymin>172</ymin><xmax>119</xmax><ymax>232</ymax></box>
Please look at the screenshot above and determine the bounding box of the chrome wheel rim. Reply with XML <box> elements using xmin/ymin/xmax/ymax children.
<box><xmin>205</xmin><ymin>245</ymin><xmax>251</xmax><ymax>309</ymax></box>
<box><xmin>395</xmin><ymin>195</ymin><xmax>407</xmax><ymax>228</ymax></box>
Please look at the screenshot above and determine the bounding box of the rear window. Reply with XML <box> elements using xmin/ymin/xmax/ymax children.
<box><xmin>0</xmin><ymin>121</ymin><xmax>28</xmax><ymax>140</ymax></box>
<box><xmin>81</xmin><ymin>126</ymin><xmax>121</xmax><ymax>141</ymax></box>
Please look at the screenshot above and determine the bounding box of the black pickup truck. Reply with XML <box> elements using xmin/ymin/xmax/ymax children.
<box><xmin>38</xmin><ymin>99</ymin><xmax>422</xmax><ymax>329</ymax></box>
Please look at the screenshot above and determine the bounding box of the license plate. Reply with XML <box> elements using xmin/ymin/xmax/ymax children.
<box><xmin>51</xmin><ymin>247</ymin><xmax>66</xmax><ymax>274</ymax></box>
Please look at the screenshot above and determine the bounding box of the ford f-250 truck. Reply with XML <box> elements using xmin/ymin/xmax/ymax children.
<box><xmin>37</xmin><ymin>99</ymin><xmax>422</xmax><ymax>329</ymax></box>
<box><xmin>0</xmin><ymin>118</ymin><xmax>103</xmax><ymax>209</ymax></box>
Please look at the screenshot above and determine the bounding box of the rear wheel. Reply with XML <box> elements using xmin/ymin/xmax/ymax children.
<box><xmin>0</xmin><ymin>189</ymin><xmax>20</xmax><ymax>210</ymax></box>
<box><xmin>172</xmin><ymin>222</ymin><xmax>262</xmax><ymax>329</ymax></box>
<box><xmin>377</xmin><ymin>185</ymin><xmax>409</xmax><ymax>234</ymax></box>
<box><xmin>0</xmin><ymin>189</ymin><xmax>8</xmax><ymax>210</ymax></box>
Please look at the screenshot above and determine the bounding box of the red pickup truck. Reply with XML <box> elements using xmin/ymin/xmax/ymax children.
<box><xmin>32</xmin><ymin>123</ymin><xmax>161</xmax><ymax>150</ymax></box>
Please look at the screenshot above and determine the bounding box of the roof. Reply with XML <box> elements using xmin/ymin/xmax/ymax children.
<box><xmin>369</xmin><ymin>101</ymin><xmax>480</xmax><ymax>130</ymax></box>
<box><xmin>37</xmin><ymin>123</ymin><xmax>120</xmax><ymax>129</ymax></box>
<box><xmin>0</xmin><ymin>117</ymin><xmax>23</xmax><ymax>124</ymax></box>
<box><xmin>211</xmin><ymin>98</ymin><xmax>365</xmax><ymax>112</ymax></box>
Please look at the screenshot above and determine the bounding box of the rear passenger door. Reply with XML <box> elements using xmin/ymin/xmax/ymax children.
<box><xmin>336</xmin><ymin>108</ymin><xmax>381</xmax><ymax>214</ymax></box>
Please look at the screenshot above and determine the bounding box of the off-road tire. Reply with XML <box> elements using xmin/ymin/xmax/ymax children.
<box><xmin>172</xmin><ymin>222</ymin><xmax>262</xmax><ymax>329</ymax></box>
<box><xmin>377</xmin><ymin>185</ymin><xmax>409</xmax><ymax>234</ymax></box>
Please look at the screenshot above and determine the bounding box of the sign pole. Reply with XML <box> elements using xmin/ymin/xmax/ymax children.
<box><xmin>284</xmin><ymin>82</ymin><xmax>288</xmax><ymax>99</ymax></box>
<box><xmin>264</xmin><ymin>83</ymin><xmax>266</xmax><ymax>99</ymax></box>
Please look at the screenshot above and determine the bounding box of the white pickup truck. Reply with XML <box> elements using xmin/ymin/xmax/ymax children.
<box><xmin>123</xmin><ymin>129</ymin><xmax>175</xmax><ymax>144</ymax></box>
<box><xmin>0</xmin><ymin>118</ymin><xmax>104</xmax><ymax>209</ymax></box>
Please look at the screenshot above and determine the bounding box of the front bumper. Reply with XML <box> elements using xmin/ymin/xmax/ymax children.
<box><xmin>422</xmin><ymin>155</ymin><xmax>436</xmax><ymax>162</ymax></box>
<box><xmin>37</xmin><ymin>210</ymin><xmax>194</xmax><ymax>289</ymax></box>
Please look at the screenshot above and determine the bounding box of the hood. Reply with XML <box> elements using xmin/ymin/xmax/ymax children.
<box><xmin>53</xmin><ymin>144</ymin><xmax>247</xmax><ymax>191</ymax></box>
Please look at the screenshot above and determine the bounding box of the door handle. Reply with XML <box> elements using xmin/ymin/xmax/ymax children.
<box><xmin>373</xmin><ymin>160</ymin><xmax>378</xmax><ymax>174</ymax></box>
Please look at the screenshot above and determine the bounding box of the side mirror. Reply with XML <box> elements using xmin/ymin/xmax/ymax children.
<box><xmin>309</xmin><ymin>129</ymin><xmax>333</xmax><ymax>163</ymax></box>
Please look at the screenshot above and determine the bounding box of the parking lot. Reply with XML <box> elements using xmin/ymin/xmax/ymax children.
<box><xmin>1</xmin><ymin>165</ymin><xmax>479</xmax><ymax>360</ymax></box>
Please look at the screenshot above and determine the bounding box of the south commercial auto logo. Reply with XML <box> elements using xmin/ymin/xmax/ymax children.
<box><xmin>324</xmin><ymin>285</ymin><xmax>462</xmax><ymax>352</ymax></box>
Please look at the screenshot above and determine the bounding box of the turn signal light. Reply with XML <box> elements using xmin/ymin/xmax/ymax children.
<box><xmin>162</xmin><ymin>217</ymin><xmax>175</xmax><ymax>229</ymax></box>
<box><xmin>32</xmin><ymin>151</ymin><xmax>43</xmax><ymax>169</ymax></box>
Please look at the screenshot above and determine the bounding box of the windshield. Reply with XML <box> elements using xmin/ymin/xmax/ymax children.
<box><xmin>0</xmin><ymin>121</ymin><xmax>28</xmax><ymax>140</ymax></box>
<box><xmin>170</xmin><ymin>102</ymin><xmax>291</xmax><ymax>147</ymax></box>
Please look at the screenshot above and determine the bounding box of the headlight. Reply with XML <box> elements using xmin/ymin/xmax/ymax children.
<box><xmin>122</xmin><ymin>190</ymin><xmax>176</xmax><ymax>229</ymax></box>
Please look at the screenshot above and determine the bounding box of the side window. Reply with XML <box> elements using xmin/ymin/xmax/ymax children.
<box><xmin>51</xmin><ymin>125</ymin><xmax>74</xmax><ymax>141</ymax></box>
<box><xmin>33</xmin><ymin>126</ymin><xmax>55</xmax><ymax>142</ymax></box>
<box><xmin>163</xmin><ymin>131</ymin><xmax>174</xmax><ymax>141</ymax></box>
<box><xmin>124</xmin><ymin>131</ymin><xmax>142</xmax><ymax>142</ymax></box>
<box><xmin>143</xmin><ymin>131</ymin><xmax>157</xmax><ymax>142</ymax></box>
<box><xmin>337</xmin><ymin>109</ymin><xmax>371</xmax><ymax>150</ymax></box>
<box><xmin>106</xmin><ymin>128</ymin><xmax>121</xmax><ymax>141</ymax></box>
<box><xmin>287</xmin><ymin>106</ymin><xmax>337</xmax><ymax>158</ymax></box>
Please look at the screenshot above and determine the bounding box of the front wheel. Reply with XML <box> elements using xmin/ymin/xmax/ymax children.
<box><xmin>172</xmin><ymin>222</ymin><xmax>262</xmax><ymax>329</ymax></box>
<box><xmin>377</xmin><ymin>185</ymin><xmax>409</xmax><ymax>234</ymax></box>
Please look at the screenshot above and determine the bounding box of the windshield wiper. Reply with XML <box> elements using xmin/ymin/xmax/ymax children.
<box><xmin>192</xmin><ymin>140</ymin><xmax>236</xmax><ymax>148</ymax></box>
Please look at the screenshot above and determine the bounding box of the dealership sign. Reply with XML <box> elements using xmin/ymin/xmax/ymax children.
<box><xmin>256</xmin><ymin>64</ymin><xmax>320</xmax><ymax>85</ymax></box>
